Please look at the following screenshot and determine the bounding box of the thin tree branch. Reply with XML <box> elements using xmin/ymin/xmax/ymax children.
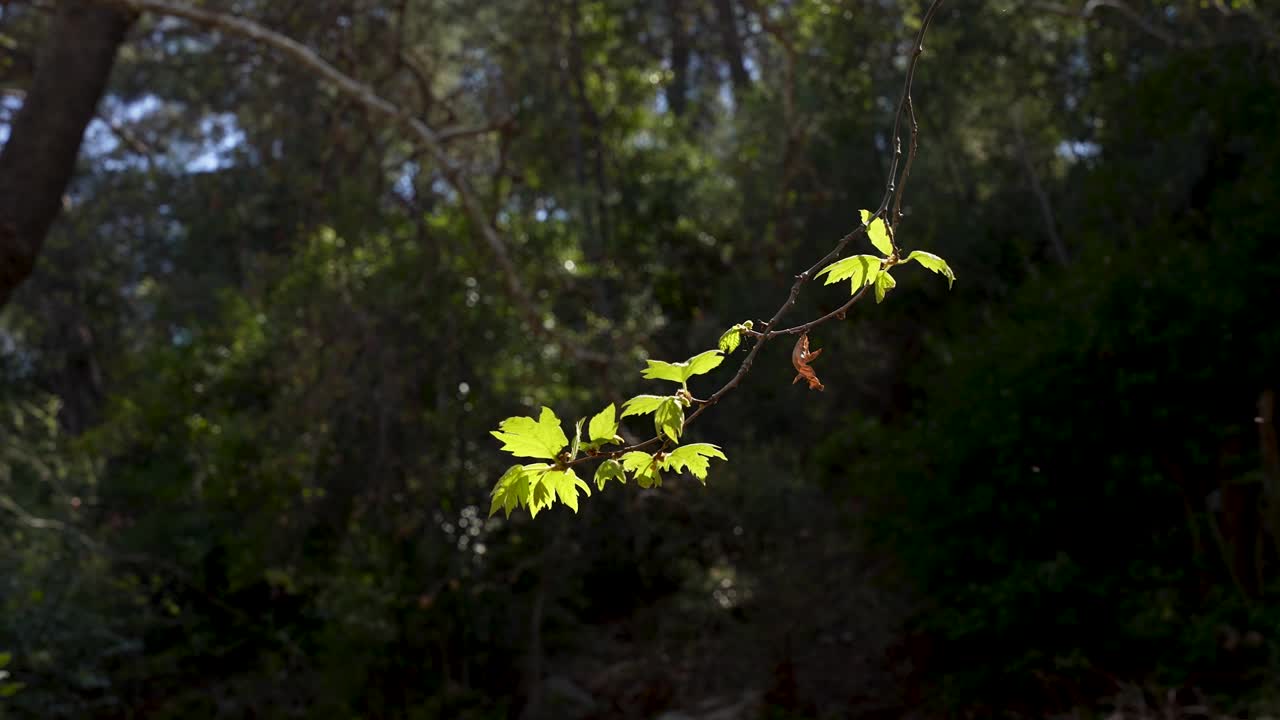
<box><xmin>98</xmin><ymin>107</ymin><xmax>159</xmax><ymax>157</ymax></box>
<box><xmin>1030</xmin><ymin>1</ymin><xmax>1180</xmax><ymax>47</ymax></box>
<box><xmin>1083</xmin><ymin>0</ymin><xmax>1179</xmax><ymax>46</ymax></box>
<box><xmin>90</xmin><ymin>0</ymin><xmax>607</xmax><ymax>365</ymax></box>
<box><xmin>437</xmin><ymin>120</ymin><xmax>513</xmax><ymax>142</ymax></box>
<box><xmin>881</xmin><ymin>0</ymin><xmax>947</xmax><ymax>243</ymax></box>
<box><xmin>0</xmin><ymin>493</ymin><xmax>77</xmax><ymax>533</ymax></box>
<box><xmin>1012</xmin><ymin>105</ymin><xmax>1068</xmax><ymax>266</ymax></box>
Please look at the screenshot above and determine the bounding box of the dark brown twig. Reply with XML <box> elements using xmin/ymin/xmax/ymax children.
<box><xmin>881</xmin><ymin>0</ymin><xmax>947</xmax><ymax>241</ymax></box>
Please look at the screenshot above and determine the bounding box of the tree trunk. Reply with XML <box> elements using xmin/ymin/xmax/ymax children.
<box><xmin>665</xmin><ymin>0</ymin><xmax>689</xmax><ymax>117</ymax></box>
<box><xmin>713</xmin><ymin>0</ymin><xmax>750</xmax><ymax>92</ymax></box>
<box><xmin>0</xmin><ymin>1</ymin><xmax>134</xmax><ymax>307</ymax></box>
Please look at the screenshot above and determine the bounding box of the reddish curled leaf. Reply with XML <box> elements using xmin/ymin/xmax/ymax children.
<box><xmin>791</xmin><ymin>333</ymin><xmax>825</xmax><ymax>391</ymax></box>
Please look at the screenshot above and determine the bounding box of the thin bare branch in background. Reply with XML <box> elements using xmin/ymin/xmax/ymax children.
<box><xmin>882</xmin><ymin>0</ymin><xmax>948</xmax><ymax>239</ymax></box>
<box><xmin>1031</xmin><ymin>0</ymin><xmax>1180</xmax><ymax>46</ymax></box>
<box><xmin>1012</xmin><ymin>105</ymin><xmax>1068</xmax><ymax>266</ymax></box>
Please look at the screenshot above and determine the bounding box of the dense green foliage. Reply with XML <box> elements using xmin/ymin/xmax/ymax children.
<box><xmin>2</xmin><ymin>0</ymin><xmax>1279</xmax><ymax>717</ymax></box>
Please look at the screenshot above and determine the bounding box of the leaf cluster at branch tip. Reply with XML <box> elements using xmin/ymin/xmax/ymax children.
<box><xmin>814</xmin><ymin>208</ymin><xmax>956</xmax><ymax>303</ymax></box>
<box><xmin>488</xmin><ymin>345</ymin><xmax>732</xmax><ymax>517</ymax></box>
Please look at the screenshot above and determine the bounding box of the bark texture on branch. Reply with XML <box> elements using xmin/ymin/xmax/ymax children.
<box><xmin>0</xmin><ymin>1</ymin><xmax>134</xmax><ymax>307</ymax></box>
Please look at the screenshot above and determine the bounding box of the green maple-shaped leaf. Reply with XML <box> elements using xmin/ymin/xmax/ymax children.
<box><xmin>588</xmin><ymin>403</ymin><xmax>619</xmax><ymax>444</ymax></box>
<box><xmin>528</xmin><ymin>472</ymin><xmax>554</xmax><ymax>518</ymax></box>
<box><xmin>641</xmin><ymin>349</ymin><xmax>724</xmax><ymax>385</ymax></box>
<box><xmin>718</xmin><ymin>321</ymin><xmax>752</xmax><ymax>354</ymax></box>
<box><xmin>621</xmin><ymin>451</ymin><xmax>662</xmax><ymax>488</ymax></box>
<box><xmin>655</xmin><ymin>397</ymin><xmax>685</xmax><ymax>442</ymax></box>
<box><xmin>661</xmin><ymin>443</ymin><xmax>727</xmax><ymax>484</ymax></box>
<box><xmin>489</xmin><ymin>462</ymin><xmax>596</xmax><ymax>518</ymax></box>
<box><xmin>860</xmin><ymin>209</ymin><xmax>893</xmax><ymax>256</ymax></box>
<box><xmin>541</xmin><ymin>468</ymin><xmax>590</xmax><ymax>513</ymax></box>
<box><xmin>594</xmin><ymin>459</ymin><xmax>626</xmax><ymax>490</ymax></box>
<box><xmin>815</xmin><ymin>254</ymin><xmax>881</xmax><ymax>293</ymax></box>
<box><xmin>874</xmin><ymin>270</ymin><xmax>896</xmax><ymax>303</ymax></box>
<box><xmin>490</xmin><ymin>407</ymin><xmax>569</xmax><ymax>460</ymax></box>
<box><xmin>718</xmin><ymin>327</ymin><xmax>742</xmax><ymax>354</ymax></box>
<box><xmin>620</xmin><ymin>451</ymin><xmax>653</xmax><ymax>474</ymax></box>
<box><xmin>905</xmin><ymin>250</ymin><xmax>956</xmax><ymax>289</ymax></box>
<box><xmin>622</xmin><ymin>395</ymin><xmax>668</xmax><ymax>418</ymax></box>
<box><xmin>490</xmin><ymin>464</ymin><xmax>539</xmax><ymax>517</ymax></box>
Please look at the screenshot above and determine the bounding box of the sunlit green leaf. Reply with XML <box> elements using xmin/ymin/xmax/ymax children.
<box><xmin>622</xmin><ymin>395</ymin><xmax>668</xmax><ymax>417</ymax></box>
<box><xmin>718</xmin><ymin>326</ymin><xmax>743</xmax><ymax>354</ymax></box>
<box><xmin>815</xmin><ymin>254</ymin><xmax>881</xmax><ymax>293</ymax></box>
<box><xmin>641</xmin><ymin>349</ymin><xmax>724</xmax><ymax>385</ymax></box>
<box><xmin>905</xmin><ymin>250</ymin><xmax>956</xmax><ymax>289</ymax></box>
<box><xmin>684</xmin><ymin>349</ymin><xmax>724</xmax><ymax>377</ymax></box>
<box><xmin>528</xmin><ymin>472</ymin><xmax>554</xmax><ymax>518</ymax></box>
<box><xmin>588</xmin><ymin>403</ymin><xmax>618</xmax><ymax>444</ymax></box>
<box><xmin>860</xmin><ymin>209</ymin><xmax>893</xmax><ymax>256</ymax></box>
<box><xmin>493</xmin><ymin>462</ymin><xmax>588</xmax><ymax>518</ymax></box>
<box><xmin>594</xmin><ymin>459</ymin><xmax>626</xmax><ymax>490</ymax></box>
<box><xmin>655</xmin><ymin>397</ymin><xmax>684</xmax><ymax>443</ymax></box>
<box><xmin>489</xmin><ymin>464</ymin><xmax>540</xmax><ymax>518</ymax></box>
<box><xmin>489</xmin><ymin>407</ymin><xmax>568</xmax><ymax>460</ymax></box>
<box><xmin>620</xmin><ymin>451</ymin><xmax>661</xmax><ymax>487</ymax></box>
<box><xmin>620</xmin><ymin>451</ymin><xmax>654</xmax><ymax>475</ymax></box>
<box><xmin>874</xmin><ymin>270</ymin><xmax>896</xmax><ymax>303</ymax></box>
<box><xmin>542</xmin><ymin>468</ymin><xmax>590</xmax><ymax>513</ymax></box>
<box><xmin>661</xmin><ymin>443</ymin><xmax>727</xmax><ymax>483</ymax></box>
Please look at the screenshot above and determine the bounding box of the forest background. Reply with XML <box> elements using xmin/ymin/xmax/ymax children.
<box><xmin>2</xmin><ymin>0</ymin><xmax>1280</xmax><ymax>717</ymax></box>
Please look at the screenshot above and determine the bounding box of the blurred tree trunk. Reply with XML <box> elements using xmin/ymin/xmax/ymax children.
<box><xmin>713</xmin><ymin>0</ymin><xmax>749</xmax><ymax>92</ymax></box>
<box><xmin>0</xmin><ymin>2</ymin><xmax>133</xmax><ymax>307</ymax></box>
<box><xmin>665</xmin><ymin>0</ymin><xmax>689</xmax><ymax>117</ymax></box>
